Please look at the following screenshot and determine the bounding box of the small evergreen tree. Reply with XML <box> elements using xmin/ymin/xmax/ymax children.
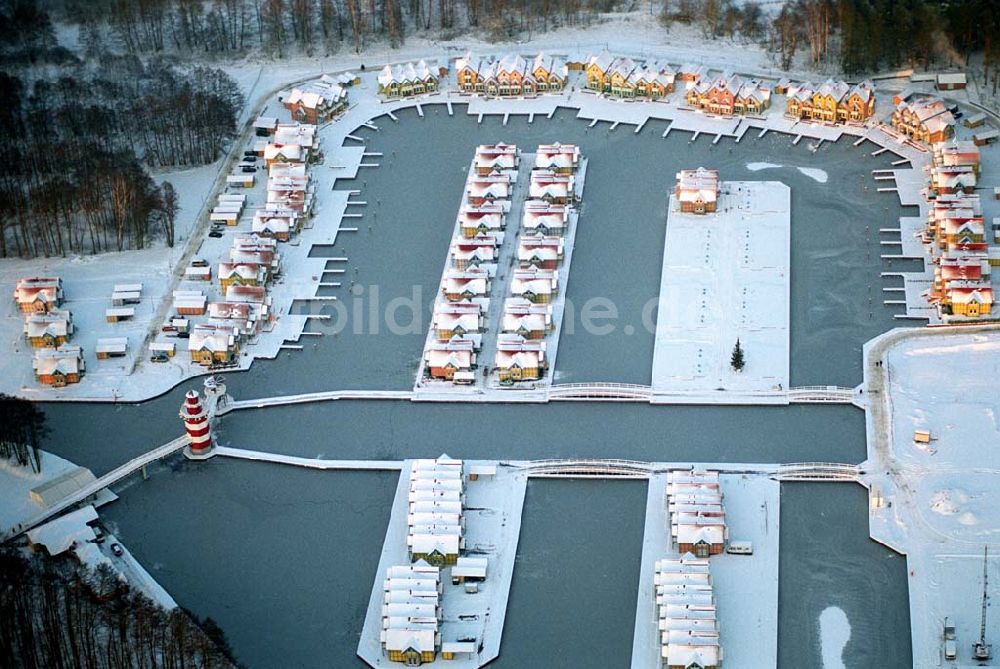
<box><xmin>731</xmin><ymin>339</ymin><xmax>745</xmax><ymax>372</ymax></box>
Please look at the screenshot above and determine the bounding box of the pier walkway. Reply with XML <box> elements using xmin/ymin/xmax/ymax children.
<box><xmin>213</xmin><ymin>383</ymin><xmax>864</xmax><ymax>412</ymax></box>
<box><xmin>3</xmin><ymin>435</ymin><xmax>190</xmax><ymax>542</ymax></box>
<box><xmin>214</xmin><ymin>446</ymin><xmax>402</xmax><ymax>470</ymax></box>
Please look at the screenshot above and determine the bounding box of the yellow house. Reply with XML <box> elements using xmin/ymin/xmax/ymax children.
<box><xmin>24</xmin><ymin>310</ymin><xmax>73</xmax><ymax>348</ymax></box>
<box><xmin>218</xmin><ymin>262</ymin><xmax>265</xmax><ymax>292</ymax></box>
<box><xmin>947</xmin><ymin>286</ymin><xmax>992</xmax><ymax>317</ymax></box>
<box><xmin>585</xmin><ymin>51</ymin><xmax>613</xmax><ymax>91</ymax></box>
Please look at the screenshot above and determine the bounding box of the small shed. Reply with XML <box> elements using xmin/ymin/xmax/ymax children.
<box><xmin>175</xmin><ymin>295</ymin><xmax>207</xmax><ymax>316</ymax></box>
<box><xmin>226</xmin><ymin>174</ymin><xmax>254</xmax><ymax>188</ymax></box>
<box><xmin>914</xmin><ymin>429</ymin><xmax>931</xmax><ymax>443</ymax></box>
<box><xmin>210</xmin><ymin>210</ymin><xmax>239</xmax><ymax>225</ymax></box>
<box><xmin>467</xmin><ymin>464</ymin><xmax>496</xmax><ymax>481</ymax></box>
<box><xmin>441</xmin><ymin>641</ymin><xmax>476</xmax><ymax>661</ymax></box>
<box><xmin>964</xmin><ymin>113</ymin><xmax>986</xmax><ymax>128</ymax></box>
<box><xmin>218</xmin><ymin>194</ymin><xmax>246</xmax><ymax>204</ymax></box>
<box><xmin>29</xmin><ymin>467</ymin><xmax>97</xmax><ymax>507</ymax></box>
<box><xmin>973</xmin><ymin>128</ymin><xmax>999</xmax><ymax>146</ymax></box>
<box><xmin>111</xmin><ymin>291</ymin><xmax>141</xmax><ymax>306</ymax></box>
<box><xmin>254</xmin><ymin>116</ymin><xmax>278</xmax><ymax>137</ymax></box>
<box><xmin>936</xmin><ymin>72</ymin><xmax>967</xmax><ymax>90</ymax></box>
<box><xmin>184</xmin><ymin>266</ymin><xmax>212</xmax><ymax>281</ymax></box>
<box><xmin>95</xmin><ymin>337</ymin><xmax>128</xmax><ymax>359</ymax></box>
<box><xmin>150</xmin><ymin>341</ymin><xmax>176</xmax><ymax>357</ymax></box>
<box><xmin>113</xmin><ymin>283</ymin><xmax>142</xmax><ymax>293</ymax></box>
<box><xmin>105</xmin><ymin>307</ymin><xmax>135</xmax><ymax>323</ymax></box>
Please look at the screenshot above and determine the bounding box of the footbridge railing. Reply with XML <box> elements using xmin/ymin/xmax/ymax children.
<box><xmin>522</xmin><ymin>459</ymin><xmax>656</xmax><ymax>478</ymax></box>
<box><xmin>786</xmin><ymin>386</ymin><xmax>857</xmax><ymax>403</ymax></box>
<box><xmin>218</xmin><ymin>389</ymin><xmax>414</xmax><ymax>414</ymax></box>
<box><xmin>547</xmin><ymin>383</ymin><xmax>653</xmax><ymax>401</ymax></box>
<box><xmin>774</xmin><ymin>462</ymin><xmax>861</xmax><ymax>481</ymax></box>
<box><xmin>4</xmin><ymin>435</ymin><xmax>190</xmax><ymax>542</ymax></box>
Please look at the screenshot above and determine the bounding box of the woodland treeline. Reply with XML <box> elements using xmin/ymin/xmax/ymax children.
<box><xmin>661</xmin><ymin>0</ymin><xmax>998</xmax><ymax>75</ymax></box>
<box><xmin>0</xmin><ymin>3</ymin><xmax>242</xmax><ymax>257</ymax></box>
<box><xmin>0</xmin><ymin>395</ymin><xmax>46</xmax><ymax>473</ymax></box>
<box><xmin>0</xmin><ymin>550</ymin><xmax>238</xmax><ymax>668</ymax></box>
<box><xmin>35</xmin><ymin>0</ymin><xmax>1000</xmax><ymax>74</ymax></box>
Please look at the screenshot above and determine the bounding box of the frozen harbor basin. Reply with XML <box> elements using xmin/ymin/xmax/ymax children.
<box><xmin>630</xmin><ymin>471</ymin><xmax>779</xmax><ymax>668</ymax></box>
<box><xmin>864</xmin><ymin>328</ymin><xmax>1000</xmax><ymax>667</ymax></box>
<box><xmin>358</xmin><ymin>461</ymin><xmax>527</xmax><ymax>668</ymax></box>
<box><xmin>652</xmin><ymin>181</ymin><xmax>790</xmax><ymax>403</ymax></box>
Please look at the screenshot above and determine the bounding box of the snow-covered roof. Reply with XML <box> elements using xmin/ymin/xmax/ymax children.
<box><xmin>675</xmin><ymin>167</ymin><xmax>719</xmax><ymax>205</ymax></box>
<box><xmin>32</xmin><ymin>345</ymin><xmax>83</xmax><ymax>376</ymax></box>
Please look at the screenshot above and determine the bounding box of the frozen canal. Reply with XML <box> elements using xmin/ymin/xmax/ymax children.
<box><xmin>97</xmin><ymin>462</ymin><xmax>911</xmax><ymax>668</ymax></box>
<box><xmin>31</xmin><ymin>103</ymin><xmax>920</xmax><ymax>667</ymax></box>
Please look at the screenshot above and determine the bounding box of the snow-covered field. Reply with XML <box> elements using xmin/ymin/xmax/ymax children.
<box><xmin>864</xmin><ymin>329</ymin><xmax>1000</xmax><ymax>666</ymax></box>
<box><xmin>652</xmin><ymin>182</ymin><xmax>790</xmax><ymax>402</ymax></box>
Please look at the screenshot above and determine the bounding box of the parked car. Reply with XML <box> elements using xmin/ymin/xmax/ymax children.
<box><xmin>150</xmin><ymin>353</ymin><xmax>169</xmax><ymax>363</ymax></box>
<box><xmin>191</xmin><ymin>257</ymin><xmax>209</xmax><ymax>267</ymax></box>
<box><xmin>110</xmin><ymin>543</ymin><xmax>124</xmax><ymax>557</ymax></box>
<box><xmin>161</xmin><ymin>324</ymin><xmax>177</xmax><ymax>333</ymax></box>
<box><xmin>243</xmin><ymin>150</ymin><xmax>257</xmax><ymax>157</ymax></box>
<box><xmin>240</xmin><ymin>166</ymin><xmax>257</xmax><ymax>173</ymax></box>
<box><xmin>242</xmin><ymin>155</ymin><xmax>257</xmax><ymax>163</ymax></box>
<box><xmin>176</xmin><ymin>332</ymin><xmax>190</xmax><ymax>339</ymax></box>
<box><xmin>208</xmin><ymin>230</ymin><xmax>224</xmax><ymax>238</ymax></box>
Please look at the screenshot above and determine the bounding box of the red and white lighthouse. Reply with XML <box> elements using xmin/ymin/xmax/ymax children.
<box><xmin>180</xmin><ymin>390</ymin><xmax>213</xmax><ymax>457</ymax></box>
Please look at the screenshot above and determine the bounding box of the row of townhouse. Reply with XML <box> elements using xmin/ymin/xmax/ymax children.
<box><xmin>383</xmin><ymin>456</ymin><xmax>488</xmax><ymax>665</ymax></box>
<box><xmin>381</xmin><ymin>563</ymin><xmax>442</xmax><ymax>665</ymax></box>
<box><xmin>785</xmin><ymin>78</ymin><xmax>876</xmax><ymax>123</ymax></box>
<box><xmin>495</xmin><ymin>144</ymin><xmax>582</xmax><ymax>385</ymax></box>
<box><xmin>377</xmin><ymin>60</ymin><xmax>441</xmax><ymax>98</ymax></box>
<box><xmin>686</xmin><ymin>72</ymin><xmax>772</xmax><ymax>116</ymax></box>
<box><xmin>282</xmin><ymin>75</ymin><xmax>348</xmax><ymax>124</ymax></box>
<box><xmin>184</xmin><ymin>234</ymin><xmax>279</xmax><ymax>366</ymax></box>
<box><xmin>654</xmin><ymin>555</ymin><xmax>722</xmax><ymax>669</ymax></box>
<box><xmin>424</xmin><ymin>144</ymin><xmax>519</xmax><ymax>383</ymax></box>
<box><xmin>455</xmin><ymin>52</ymin><xmax>568</xmax><ymax>96</ymax></box>
<box><xmin>918</xmin><ymin>136</ymin><xmax>995</xmax><ymax>320</ymax></box>
<box><xmin>891</xmin><ymin>94</ymin><xmax>956</xmax><ymax>145</ymax></box>
<box><xmin>666</xmin><ymin>471</ymin><xmax>728</xmax><ymax>558</ymax></box>
<box><xmin>13</xmin><ymin>278</ymin><xmax>83</xmax><ymax>387</ymax></box>
<box><xmin>674</xmin><ymin>167</ymin><xmax>720</xmax><ymax>215</ymax></box>
<box><xmin>584</xmin><ymin>51</ymin><xmax>677</xmax><ymax>99</ymax></box>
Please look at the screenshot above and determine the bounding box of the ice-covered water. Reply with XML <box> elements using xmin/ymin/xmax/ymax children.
<box><xmin>40</xmin><ymin>106</ymin><xmax>916</xmax><ymax>667</ymax></box>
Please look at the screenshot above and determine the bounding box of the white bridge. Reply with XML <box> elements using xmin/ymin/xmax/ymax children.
<box><xmin>547</xmin><ymin>383</ymin><xmax>653</xmax><ymax>401</ymax></box>
<box><xmin>4</xmin><ymin>435</ymin><xmax>191</xmax><ymax>542</ymax></box>
<box><xmin>786</xmin><ymin>386</ymin><xmax>859</xmax><ymax>403</ymax></box>
<box><xmin>213</xmin><ymin>384</ymin><xmax>862</xmax><ymax>411</ymax></box>
<box><xmin>547</xmin><ymin>383</ymin><xmax>861</xmax><ymax>405</ymax></box>
<box><xmin>522</xmin><ymin>459</ymin><xmax>658</xmax><ymax>478</ymax></box>
<box><xmin>217</xmin><ymin>389</ymin><xmax>414</xmax><ymax>414</ymax></box>
<box><xmin>774</xmin><ymin>462</ymin><xmax>861</xmax><ymax>481</ymax></box>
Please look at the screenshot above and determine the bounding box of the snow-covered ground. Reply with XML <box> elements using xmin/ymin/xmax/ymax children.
<box><xmin>0</xmin><ymin>449</ymin><xmax>113</xmax><ymax>535</ymax></box>
<box><xmin>630</xmin><ymin>472</ymin><xmax>780</xmax><ymax>668</ymax></box>
<box><xmin>863</xmin><ymin>327</ymin><xmax>1000</xmax><ymax>666</ymax></box>
<box><xmin>651</xmin><ymin>182</ymin><xmax>790</xmax><ymax>403</ymax></box>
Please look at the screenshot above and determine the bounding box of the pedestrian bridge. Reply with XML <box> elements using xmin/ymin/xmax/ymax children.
<box><xmin>786</xmin><ymin>386</ymin><xmax>858</xmax><ymax>403</ymax></box>
<box><xmin>547</xmin><ymin>383</ymin><xmax>653</xmax><ymax>401</ymax></box>
<box><xmin>522</xmin><ymin>459</ymin><xmax>657</xmax><ymax>478</ymax></box>
<box><xmin>774</xmin><ymin>462</ymin><xmax>861</xmax><ymax>481</ymax></box>
<box><xmin>218</xmin><ymin>389</ymin><xmax>414</xmax><ymax>414</ymax></box>
<box><xmin>4</xmin><ymin>435</ymin><xmax>190</xmax><ymax>542</ymax></box>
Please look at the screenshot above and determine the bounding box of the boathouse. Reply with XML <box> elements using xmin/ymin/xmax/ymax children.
<box><xmin>675</xmin><ymin>168</ymin><xmax>719</xmax><ymax>214</ymax></box>
<box><xmin>32</xmin><ymin>345</ymin><xmax>84</xmax><ymax>386</ymax></box>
